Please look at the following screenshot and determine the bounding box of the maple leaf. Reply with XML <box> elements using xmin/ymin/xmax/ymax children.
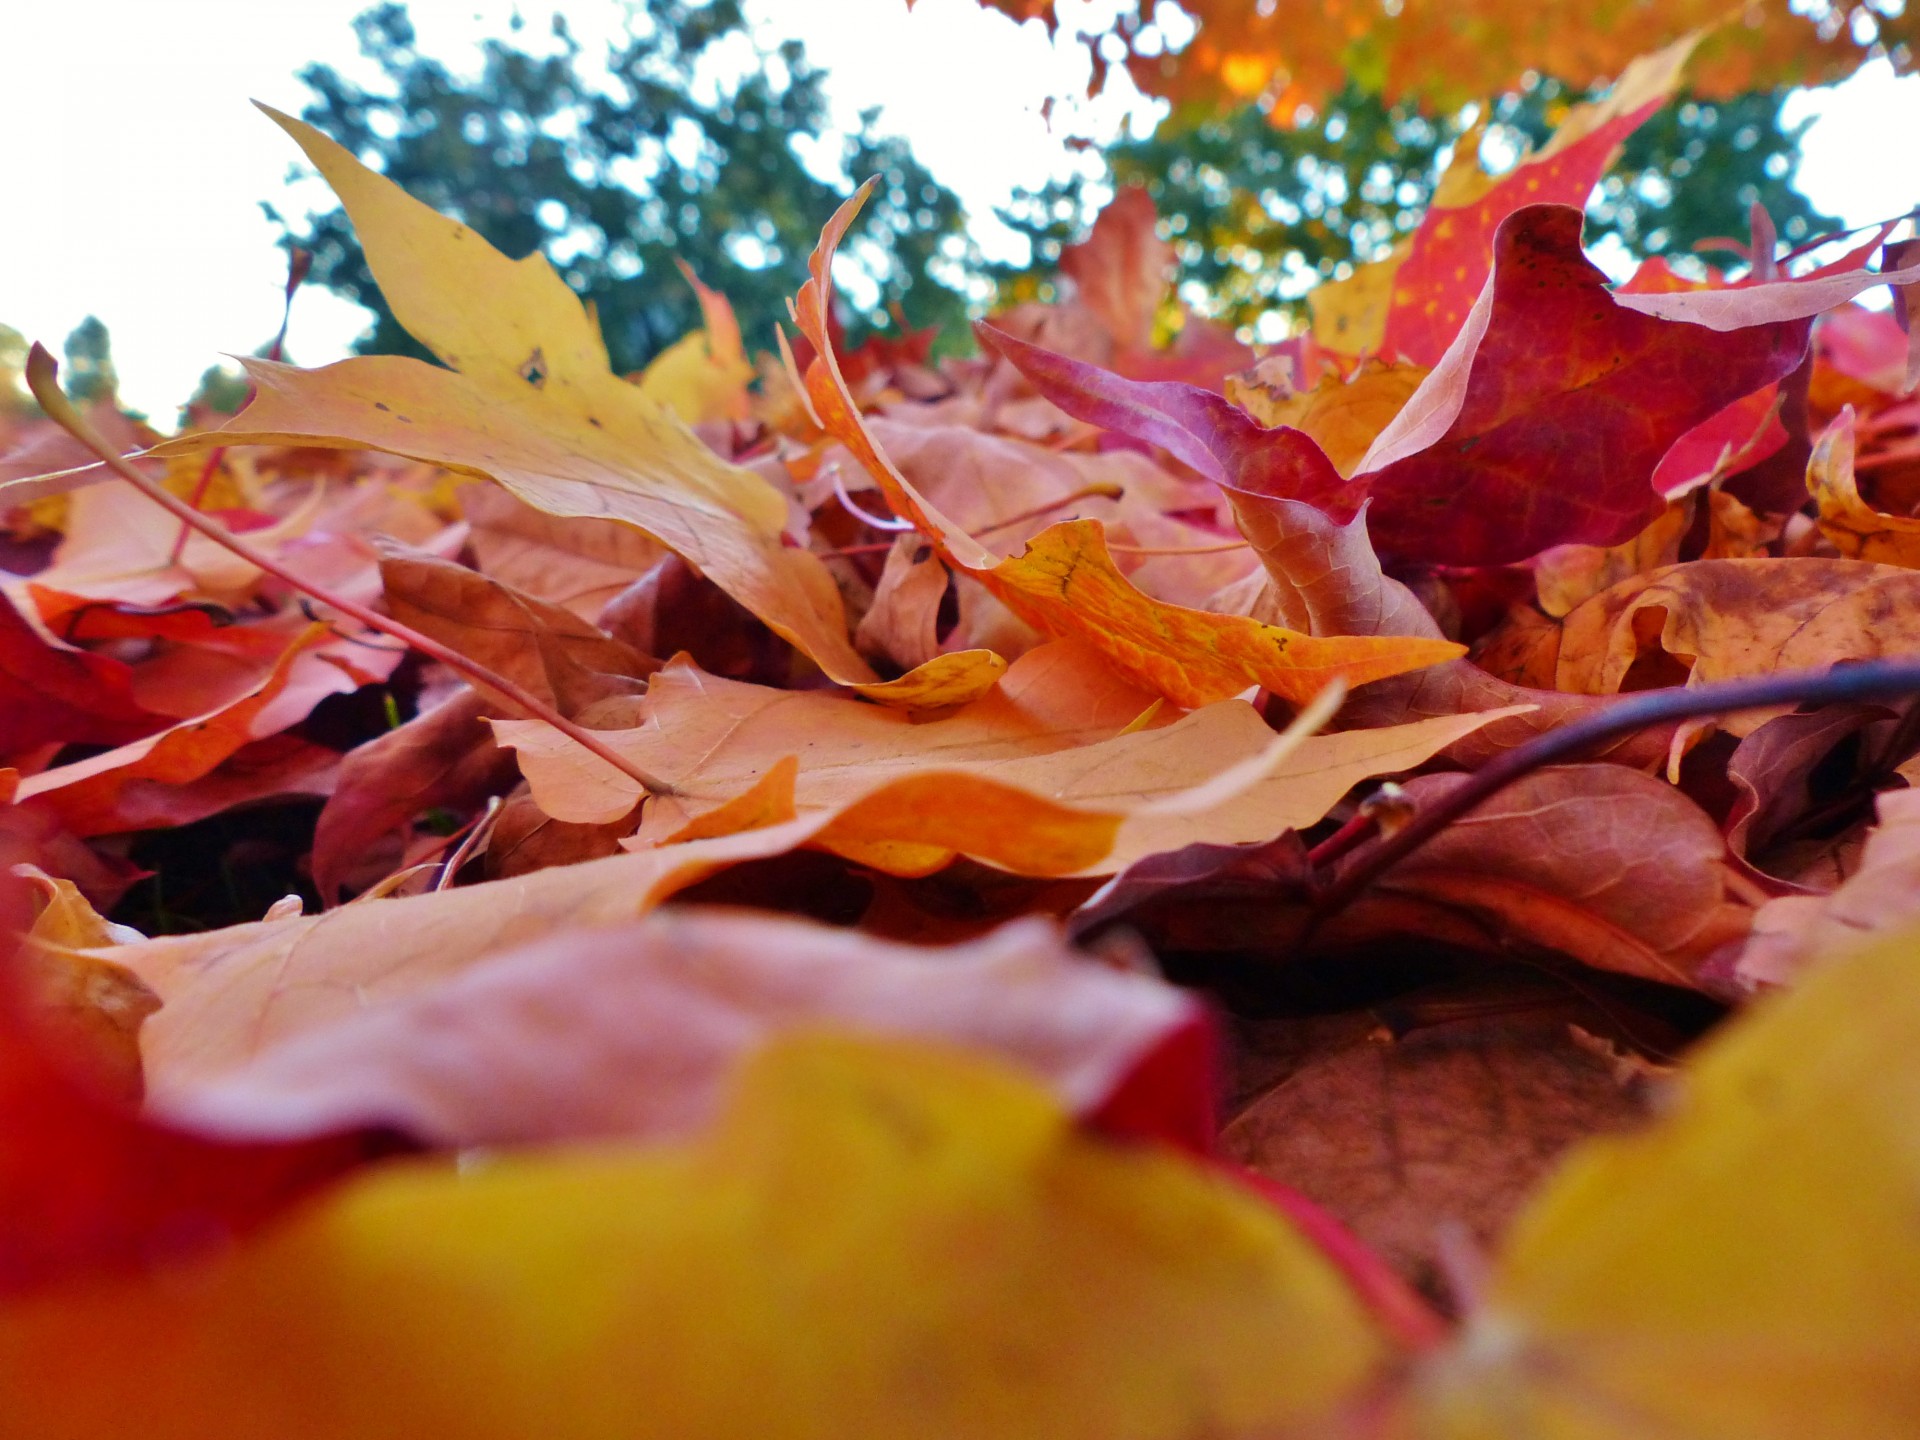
<box><xmin>794</xmin><ymin>186</ymin><xmax>1464</xmax><ymax>705</ymax></box>
<box><xmin>986</xmin><ymin>0</ymin><xmax>1911</xmax><ymax>116</ymax></box>
<box><xmin>1312</xmin><ymin>36</ymin><xmax>1696</xmax><ymax>364</ymax></box>
<box><xmin>151</xmin><ymin>108</ymin><xmax>1003</xmax><ymax>710</ymax></box>
<box><xmin>493</xmin><ymin>640</ymin><xmax>1518</xmax><ymax>876</ymax></box>
<box><xmin>992</xmin><ymin>205</ymin><xmax>1823</xmax><ymax>568</ymax></box>
<box><xmin>0</xmin><ymin>1035</ymin><xmax>1384</xmax><ymax>1440</ymax></box>
<box><xmin>137</xmin><ymin>910</ymin><xmax>1214</xmax><ymax>1153</ymax></box>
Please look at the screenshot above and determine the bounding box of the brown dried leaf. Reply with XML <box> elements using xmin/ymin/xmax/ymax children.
<box><xmin>1223</xmin><ymin>982</ymin><xmax>1653</xmax><ymax>1291</ymax></box>
<box><xmin>377</xmin><ymin>546</ymin><xmax>655</xmax><ymax>716</ymax></box>
<box><xmin>1326</xmin><ymin>765</ymin><xmax>1755</xmax><ymax>987</ymax></box>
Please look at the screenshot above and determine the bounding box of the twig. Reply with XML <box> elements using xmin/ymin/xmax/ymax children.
<box><xmin>971</xmin><ymin>481</ymin><xmax>1125</xmax><ymax>539</ymax></box>
<box><xmin>26</xmin><ymin>344</ymin><xmax>677</xmax><ymax>799</ymax></box>
<box><xmin>1310</xmin><ymin>658</ymin><xmax>1920</xmax><ymax>925</ymax></box>
<box><xmin>166</xmin><ymin>249</ymin><xmax>309</xmax><ymax>565</ymax></box>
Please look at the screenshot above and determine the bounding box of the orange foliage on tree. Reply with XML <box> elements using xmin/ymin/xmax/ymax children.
<box><xmin>970</xmin><ymin>0</ymin><xmax>1915</xmax><ymax>117</ymax></box>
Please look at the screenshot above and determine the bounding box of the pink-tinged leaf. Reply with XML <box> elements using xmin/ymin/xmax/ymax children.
<box><xmin>1614</xmin><ymin>247</ymin><xmax>1920</xmax><ymax>330</ymax></box>
<box><xmin>974</xmin><ymin>321</ymin><xmax>1358</xmax><ymax>513</ymax></box>
<box><xmin>1353</xmin><ymin>205</ymin><xmax>1813</xmax><ymax>564</ymax></box>
<box><xmin>988</xmin><ymin>207</ymin><xmax>1816</xmax><ymax>566</ymax></box>
<box><xmin>1648</xmin><ymin>383</ymin><xmax>1788</xmax><ymax>499</ymax></box>
<box><xmin>141</xmin><ymin>911</ymin><xmax>1217</xmax><ymax>1155</ymax></box>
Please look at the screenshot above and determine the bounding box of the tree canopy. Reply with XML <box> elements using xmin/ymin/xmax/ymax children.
<box><xmin>1001</xmin><ymin>78</ymin><xmax>1838</xmax><ymax>333</ymax></box>
<box><xmin>282</xmin><ymin>1</ymin><xmax>976</xmax><ymax>372</ymax></box>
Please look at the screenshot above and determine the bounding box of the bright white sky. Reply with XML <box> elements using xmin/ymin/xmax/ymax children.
<box><xmin>0</xmin><ymin>0</ymin><xmax>1914</xmax><ymax>422</ymax></box>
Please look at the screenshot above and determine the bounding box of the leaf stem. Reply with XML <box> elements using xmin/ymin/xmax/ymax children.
<box><xmin>1311</xmin><ymin>659</ymin><xmax>1920</xmax><ymax>925</ymax></box>
<box><xmin>25</xmin><ymin>343</ymin><xmax>677</xmax><ymax>800</ymax></box>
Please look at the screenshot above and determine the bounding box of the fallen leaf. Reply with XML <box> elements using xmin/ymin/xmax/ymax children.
<box><xmin>0</xmin><ymin>863</ymin><xmax>380</xmax><ymax>1299</ymax></box>
<box><xmin>139</xmin><ymin>909</ymin><xmax>1209</xmax><ymax>1154</ymax></box>
<box><xmin>798</xmin><ymin>189</ymin><xmax>1463</xmax><ymax>707</ymax></box>
<box><xmin>493</xmin><ymin>640</ymin><xmax>1520</xmax><ymax>875</ymax></box>
<box><xmin>377</xmin><ymin>546</ymin><xmax>655</xmax><ymax>715</ymax></box>
<box><xmin>1226</xmin><ymin>358</ymin><xmax>1431</xmax><ymax>477</ymax></box>
<box><xmin>0</xmin><ymin>1035</ymin><xmax>1384</xmax><ymax>1440</ymax></box>
<box><xmin>309</xmin><ymin>688</ymin><xmax>518</xmax><ymax>903</ymax></box>
<box><xmin>0</xmin><ymin>590</ymin><xmax>163</xmax><ymax>760</ymax></box>
<box><xmin>1377</xmin><ymin>37</ymin><xmax>1697</xmax><ymax>367</ymax></box>
<box><xmin>1556</xmin><ymin>558</ymin><xmax>1920</xmax><ymax>737</ymax></box>
<box><xmin>1722</xmin><ymin>703</ymin><xmax>1895</xmax><ymax>884</ymax></box>
<box><xmin>1534</xmin><ymin>498</ymin><xmax>1692</xmax><ymax>620</ymax></box>
<box><xmin>986</xmin><ymin>205</ymin><xmax>1814</xmax><ymax>569</ymax></box>
<box><xmin>106</xmin><ymin>821</ymin><xmax>856</xmax><ymax>1081</ymax></box>
<box><xmin>1808</xmin><ymin>406</ymin><xmax>1920</xmax><ymax>565</ymax></box>
<box><xmin>1223</xmin><ymin>978</ymin><xmax>1653</xmax><ymax>1291</ymax></box>
<box><xmin>1728</xmin><ymin>786</ymin><xmax>1920</xmax><ymax>989</ymax></box>
<box><xmin>853</xmin><ymin>534</ymin><xmax>948</xmax><ymax>673</ymax></box>
<box><xmin>1401</xmin><ymin>915</ymin><xmax>1920</xmax><ymax>1438</ymax></box>
<box><xmin>1323</xmin><ymin>765</ymin><xmax>1754</xmax><ymax>987</ymax></box>
<box><xmin>1351</xmin><ymin>205</ymin><xmax>1812</xmax><ymax>565</ymax></box>
<box><xmin>458</xmin><ymin>483</ymin><xmax>666</xmax><ymax>622</ymax></box>
<box><xmin>151</xmin><ymin>108</ymin><xmax>995</xmax><ymax>709</ymax></box>
<box><xmin>14</xmin><ymin>865</ymin><xmax>155</xmax><ymax>1102</ymax></box>
<box><xmin>11</xmin><ymin>626</ymin><xmax>331</xmax><ymax>836</ymax></box>
<box><xmin>481</xmin><ymin>785</ymin><xmax>642</xmax><ymax>879</ymax></box>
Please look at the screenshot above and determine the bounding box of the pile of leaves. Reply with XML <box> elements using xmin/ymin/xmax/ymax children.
<box><xmin>2</xmin><ymin>38</ymin><xmax>1919</xmax><ymax>1435</ymax></box>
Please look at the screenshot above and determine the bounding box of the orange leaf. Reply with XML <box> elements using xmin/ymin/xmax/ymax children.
<box><xmin>793</xmin><ymin>186</ymin><xmax>1462</xmax><ymax>707</ymax></box>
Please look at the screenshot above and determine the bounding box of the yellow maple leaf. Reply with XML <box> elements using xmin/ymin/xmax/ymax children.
<box><xmin>0</xmin><ymin>1035</ymin><xmax>1384</xmax><ymax>1440</ymax></box>
<box><xmin>148</xmin><ymin>107</ymin><xmax>1002</xmax><ymax>710</ymax></box>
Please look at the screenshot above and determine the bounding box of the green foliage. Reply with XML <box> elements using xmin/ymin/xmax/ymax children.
<box><xmin>1002</xmin><ymin>80</ymin><xmax>1838</xmax><ymax>334</ymax></box>
<box><xmin>281</xmin><ymin>2</ymin><xmax>976</xmax><ymax>372</ymax></box>
<box><xmin>61</xmin><ymin>316</ymin><xmax>119</xmax><ymax>405</ymax></box>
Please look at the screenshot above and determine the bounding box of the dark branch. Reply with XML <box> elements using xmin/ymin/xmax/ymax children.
<box><xmin>1310</xmin><ymin>660</ymin><xmax>1920</xmax><ymax>923</ymax></box>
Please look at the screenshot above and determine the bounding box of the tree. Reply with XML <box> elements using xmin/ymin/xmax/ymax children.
<box><xmin>971</xmin><ymin>0</ymin><xmax>1911</xmax><ymax>116</ymax></box>
<box><xmin>281</xmin><ymin>2</ymin><xmax>976</xmax><ymax>372</ymax></box>
<box><xmin>1001</xmin><ymin>78</ymin><xmax>1838</xmax><ymax>334</ymax></box>
<box><xmin>60</xmin><ymin>316</ymin><xmax>119</xmax><ymax>405</ymax></box>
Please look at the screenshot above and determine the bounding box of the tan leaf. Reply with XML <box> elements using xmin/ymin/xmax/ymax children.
<box><xmin>377</xmin><ymin>547</ymin><xmax>654</xmax><ymax>716</ymax></box>
<box><xmin>494</xmin><ymin>639</ymin><xmax>1523</xmax><ymax>877</ymax></box>
<box><xmin>459</xmin><ymin>484</ymin><xmax>666</xmax><ymax>622</ymax></box>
